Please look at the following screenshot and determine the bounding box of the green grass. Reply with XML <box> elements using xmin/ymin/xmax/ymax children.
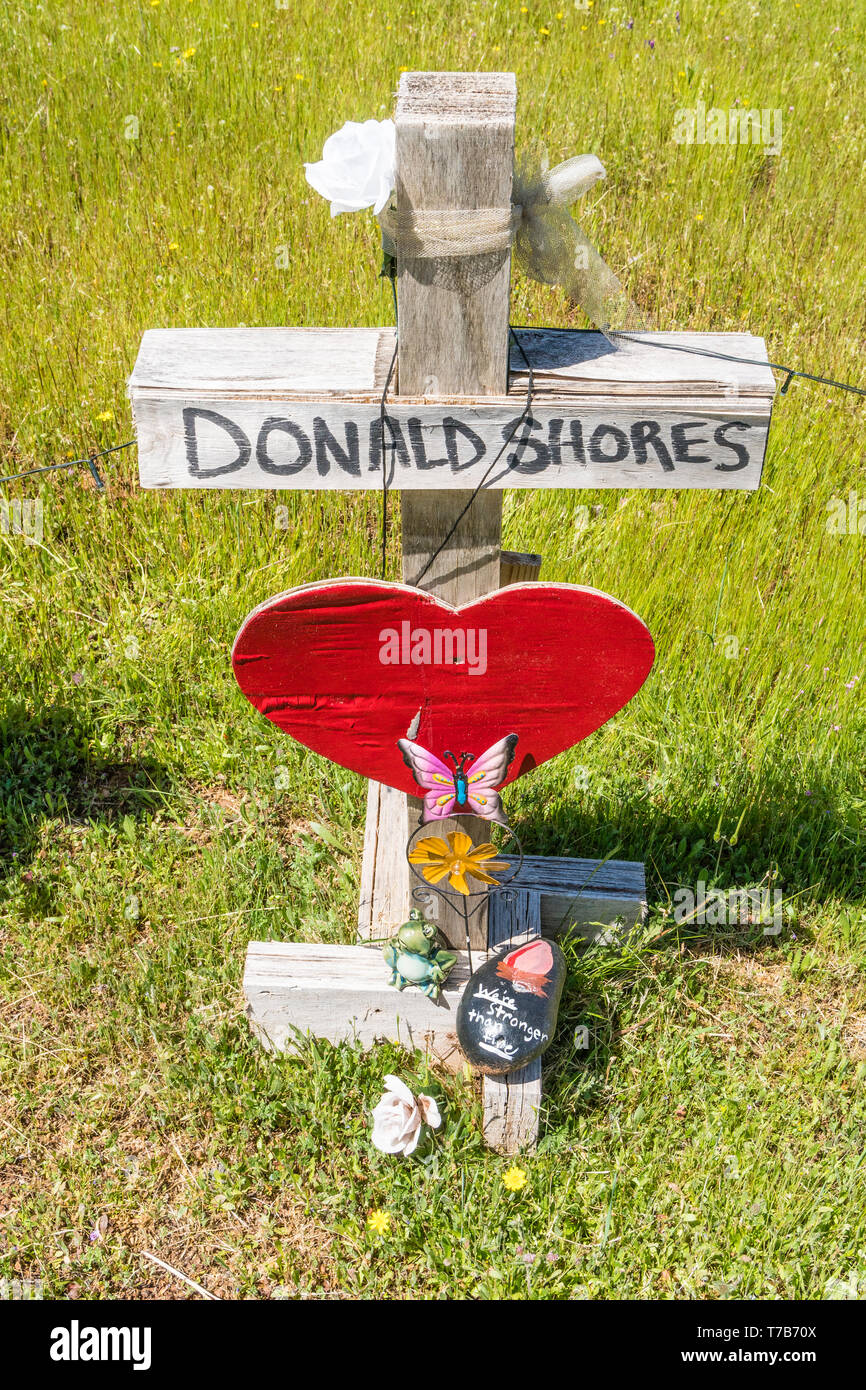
<box><xmin>1</xmin><ymin>0</ymin><xmax>864</xmax><ymax>1300</ymax></box>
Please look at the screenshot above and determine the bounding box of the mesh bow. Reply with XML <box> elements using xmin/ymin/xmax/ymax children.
<box><xmin>379</xmin><ymin>149</ymin><xmax>648</xmax><ymax>341</ymax></box>
<box><xmin>512</xmin><ymin>150</ymin><xmax>648</xmax><ymax>337</ymax></box>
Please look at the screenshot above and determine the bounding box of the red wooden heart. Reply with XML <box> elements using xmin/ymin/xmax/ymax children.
<box><xmin>232</xmin><ymin>579</ymin><xmax>654</xmax><ymax>796</ymax></box>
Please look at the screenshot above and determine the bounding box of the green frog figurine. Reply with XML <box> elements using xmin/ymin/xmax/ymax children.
<box><xmin>382</xmin><ymin>909</ymin><xmax>457</xmax><ymax>1002</ymax></box>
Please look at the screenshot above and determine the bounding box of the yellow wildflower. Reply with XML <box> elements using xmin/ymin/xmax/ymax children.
<box><xmin>367</xmin><ymin>1209</ymin><xmax>391</xmax><ymax>1235</ymax></box>
<box><xmin>503</xmin><ymin>1166</ymin><xmax>527</xmax><ymax>1192</ymax></box>
<box><xmin>409</xmin><ymin>831</ymin><xmax>508</xmax><ymax>896</ymax></box>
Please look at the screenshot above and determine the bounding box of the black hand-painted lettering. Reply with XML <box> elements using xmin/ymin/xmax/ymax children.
<box><xmin>313</xmin><ymin>418</ymin><xmax>361</xmax><ymax>476</ymax></box>
<box><xmin>713</xmin><ymin>421</ymin><xmax>752</xmax><ymax>471</ymax></box>
<box><xmin>503</xmin><ymin>417</ymin><xmax>551</xmax><ymax>472</ymax></box>
<box><xmin>547</xmin><ymin>419</ymin><xmax>564</xmax><ymax>469</ymax></box>
<box><xmin>256</xmin><ymin>417</ymin><xmax>312</xmax><ymax>475</ymax></box>
<box><xmin>567</xmin><ymin>419</ymin><xmax>586</xmax><ymax>467</ymax></box>
<box><xmin>183</xmin><ymin>408</ymin><xmax>251</xmax><ymax>478</ymax></box>
<box><xmin>443</xmin><ymin>417</ymin><xmax>486</xmax><ymax>471</ymax></box>
<box><xmin>368</xmin><ymin>416</ymin><xmax>413</xmax><ymax>473</ymax></box>
<box><xmin>630</xmin><ymin>419</ymin><xmax>675</xmax><ymax>471</ymax></box>
<box><xmin>588</xmin><ymin>424</ymin><xmax>630</xmax><ymax>464</ymax></box>
<box><xmin>408</xmin><ymin>418</ymin><xmax>449</xmax><ymax>470</ymax></box>
<box><xmin>671</xmin><ymin>421</ymin><xmax>711</xmax><ymax>464</ymax></box>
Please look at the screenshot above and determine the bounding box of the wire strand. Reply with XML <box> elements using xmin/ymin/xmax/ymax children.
<box><xmin>606</xmin><ymin>330</ymin><xmax>866</xmax><ymax>399</ymax></box>
<box><xmin>410</xmin><ymin>326</ymin><xmax>535</xmax><ymax>588</ymax></box>
<box><xmin>3</xmin><ymin>329</ymin><xmax>860</xmax><ymax>497</ymax></box>
<box><xmin>0</xmin><ymin>439</ymin><xmax>135</xmax><ymax>488</ymax></box>
<box><xmin>379</xmin><ymin>275</ymin><xmax>399</xmax><ymax>578</ymax></box>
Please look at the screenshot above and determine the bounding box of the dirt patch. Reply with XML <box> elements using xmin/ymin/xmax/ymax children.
<box><xmin>842</xmin><ymin>1014</ymin><xmax>866</xmax><ymax>1060</ymax></box>
<box><xmin>171</xmin><ymin>781</ymin><xmax>251</xmax><ymax>843</ymax></box>
<box><xmin>709</xmin><ymin>952</ymin><xmax>866</xmax><ymax>1056</ymax></box>
<box><xmin>197</xmin><ymin>784</ymin><xmax>247</xmax><ymax>819</ymax></box>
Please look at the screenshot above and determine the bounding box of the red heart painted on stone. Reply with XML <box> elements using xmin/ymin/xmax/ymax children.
<box><xmin>232</xmin><ymin>579</ymin><xmax>654</xmax><ymax>796</ymax></box>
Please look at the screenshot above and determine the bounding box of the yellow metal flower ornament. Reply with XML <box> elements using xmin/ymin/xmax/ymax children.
<box><xmin>408</xmin><ymin>830</ymin><xmax>509</xmax><ymax>896</ymax></box>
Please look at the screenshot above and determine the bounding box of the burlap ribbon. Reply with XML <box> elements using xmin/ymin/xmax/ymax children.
<box><xmin>379</xmin><ymin>150</ymin><xmax>647</xmax><ymax>338</ymax></box>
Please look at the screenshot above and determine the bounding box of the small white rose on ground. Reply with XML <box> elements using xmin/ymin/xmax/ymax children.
<box><xmin>370</xmin><ymin>1074</ymin><xmax>442</xmax><ymax>1156</ymax></box>
<box><xmin>304</xmin><ymin>119</ymin><xmax>396</xmax><ymax>217</ymax></box>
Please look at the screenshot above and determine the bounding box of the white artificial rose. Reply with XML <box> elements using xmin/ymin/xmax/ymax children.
<box><xmin>304</xmin><ymin>119</ymin><xmax>396</xmax><ymax>217</ymax></box>
<box><xmin>370</xmin><ymin>1074</ymin><xmax>442</xmax><ymax>1156</ymax></box>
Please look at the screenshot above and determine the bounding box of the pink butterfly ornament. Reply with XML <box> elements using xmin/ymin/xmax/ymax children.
<box><xmin>398</xmin><ymin>733</ymin><xmax>518</xmax><ymax>825</ymax></box>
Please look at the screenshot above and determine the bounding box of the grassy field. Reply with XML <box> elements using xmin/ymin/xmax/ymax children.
<box><xmin>0</xmin><ymin>0</ymin><xmax>864</xmax><ymax>1300</ymax></box>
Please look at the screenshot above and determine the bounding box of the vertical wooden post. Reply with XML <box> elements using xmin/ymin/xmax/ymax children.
<box><xmin>499</xmin><ymin>550</ymin><xmax>542</xmax><ymax>586</ymax></box>
<box><xmin>358</xmin><ymin>72</ymin><xmax>517</xmax><ymax>954</ymax></box>
<box><xmin>482</xmin><ymin>891</ymin><xmax>543</xmax><ymax>1151</ymax></box>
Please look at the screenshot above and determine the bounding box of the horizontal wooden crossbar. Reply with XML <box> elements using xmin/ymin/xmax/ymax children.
<box><xmin>502</xmin><ymin>854</ymin><xmax>647</xmax><ymax>942</ymax></box>
<box><xmin>244</xmin><ymin>940</ymin><xmax>471</xmax><ymax>1068</ymax></box>
<box><xmin>130</xmin><ymin>328</ymin><xmax>775</xmax><ymax>492</ymax></box>
<box><xmin>358</xmin><ymin>811</ymin><xmax>647</xmax><ymax>946</ymax></box>
<box><xmin>248</xmin><ymin>854</ymin><xmax>645</xmax><ymax>1067</ymax></box>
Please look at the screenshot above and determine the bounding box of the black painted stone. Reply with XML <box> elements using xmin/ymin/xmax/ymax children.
<box><xmin>456</xmin><ymin>938</ymin><xmax>566</xmax><ymax>1075</ymax></box>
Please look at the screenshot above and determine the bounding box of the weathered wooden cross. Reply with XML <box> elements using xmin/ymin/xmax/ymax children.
<box><xmin>129</xmin><ymin>72</ymin><xmax>775</xmax><ymax>1152</ymax></box>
